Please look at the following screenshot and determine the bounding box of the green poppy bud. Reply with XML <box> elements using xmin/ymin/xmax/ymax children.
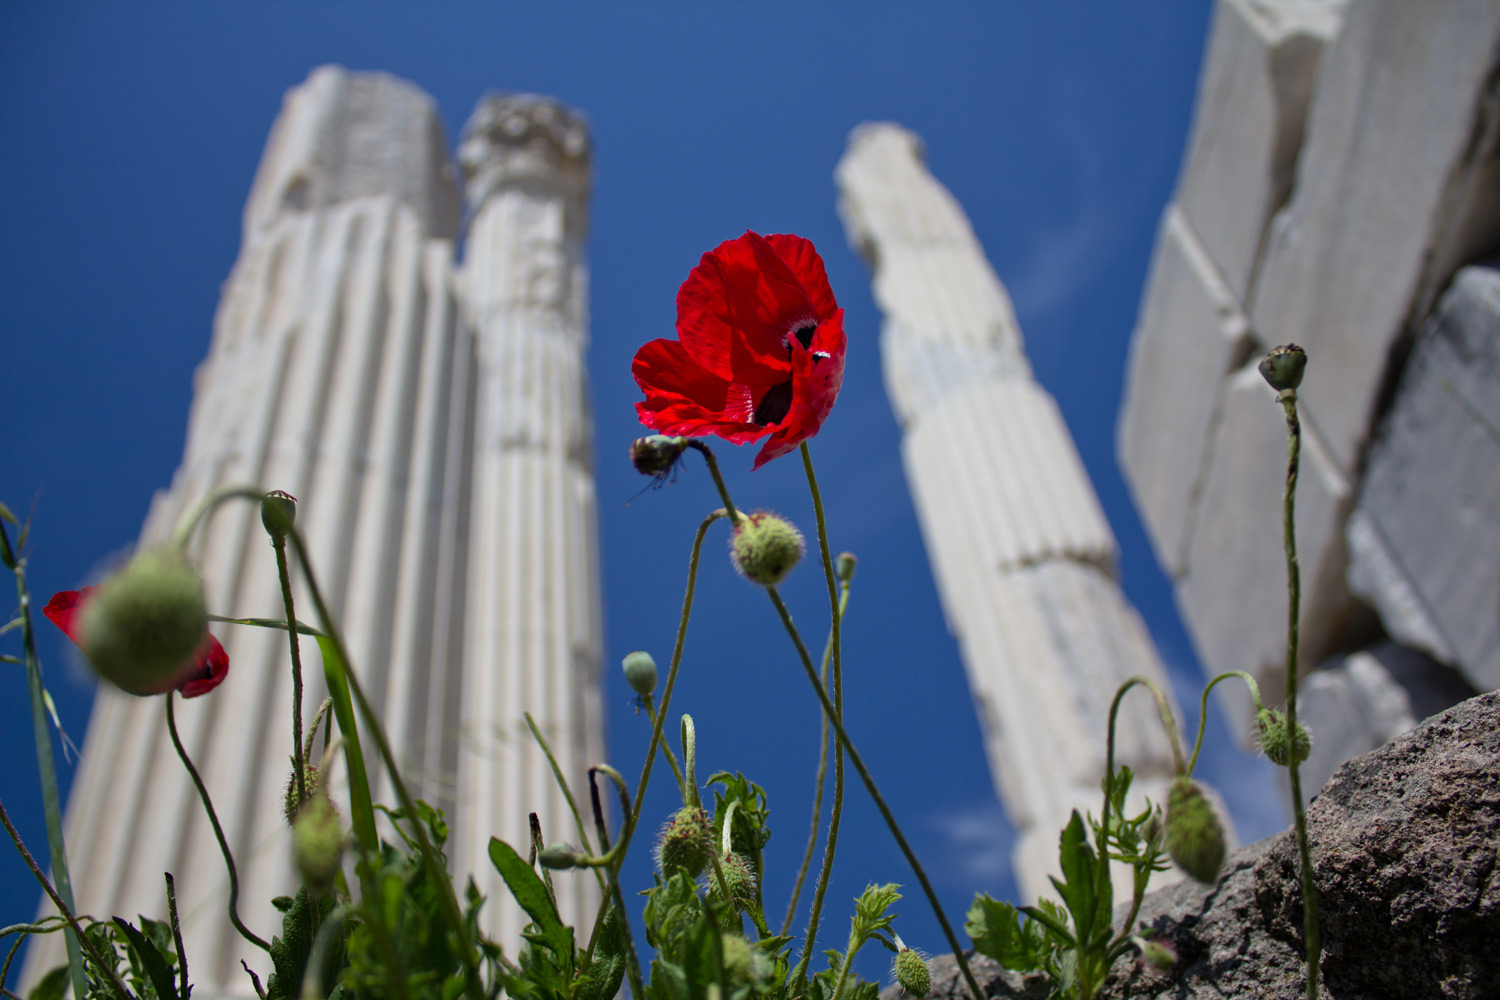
<box><xmin>836</xmin><ymin>551</ymin><xmax>858</xmax><ymax>583</ymax></box>
<box><xmin>622</xmin><ymin>650</ymin><xmax>658</xmax><ymax>697</ymax></box>
<box><xmin>260</xmin><ymin>490</ymin><xmax>298</xmax><ymax>541</ymax></box>
<box><xmin>1165</xmin><ymin>776</ymin><xmax>1226</xmax><ymax>884</ymax></box>
<box><xmin>539</xmin><ymin>842</ymin><xmax>586</xmax><ymax>870</ymax></box>
<box><xmin>79</xmin><ymin>549</ymin><xmax>210</xmax><ymax>696</ymax></box>
<box><xmin>655</xmin><ymin>806</ymin><xmax>714</xmax><ymax>878</ymax></box>
<box><xmin>720</xmin><ymin>933</ymin><xmax>769</xmax><ymax>989</ymax></box>
<box><xmin>292</xmin><ymin>795</ymin><xmax>344</xmax><ymax>895</ymax></box>
<box><xmin>707</xmin><ymin>852</ymin><xmax>758</xmax><ymax>913</ymax></box>
<box><xmin>1256</xmin><ymin>707</ymin><xmax>1312</xmax><ymax>767</ymax></box>
<box><xmin>893</xmin><ymin>949</ymin><xmax>931</xmax><ymax>998</ymax></box>
<box><xmin>630</xmin><ymin>435</ymin><xmax>687</xmax><ymax>477</ymax></box>
<box><xmin>1259</xmin><ymin>343</ymin><xmax>1307</xmax><ymax>392</ymax></box>
<box><xmin>729</xmin><ymin>511</ymin><xmax>805</xmax><ymax>587</ymax></box>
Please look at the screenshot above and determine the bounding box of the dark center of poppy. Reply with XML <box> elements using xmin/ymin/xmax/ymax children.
<box><xmin>791</xmin><ymin>323</ymin><xmax>817</xmax><ymax>352</ymax></box>
<box><xmin>753</xmin><ymin>380</ymin><xmax>794</xmax><ymax>426</ymax></box>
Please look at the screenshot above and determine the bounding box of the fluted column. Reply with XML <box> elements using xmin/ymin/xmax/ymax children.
<box><xmin>453</xmin><ymin>93</ymin><xmax>604</xmax><ymax>942</ymax></box>
<box><xmin>836</xmin><ymin>124</ymin><xmax>1182</xmax><ymax>899</ymax></box>
<box><xmin>33</xmin><ymin>67</ymin><xmax>470</xmax><ymax>995</ymax></box>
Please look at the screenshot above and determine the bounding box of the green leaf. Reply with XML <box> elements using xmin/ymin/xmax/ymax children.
<box><xmin>0</xmin><ymin>501</ymin><xmax>18</xmax><ymax>526</ymax></box>
<box><xmin>1</xmin><ymin>616</ymin><xmax>21</xmax><ymax>636</ymax></box>
<box><xmin>1053</xmin><ymin>811</ymin><xmax>1099</xmax><ymax>944</ymax></box>
<box><xmin>967</xmin><ymin>895</ymin><xmax>1046</xmax><ymax>971</ymax></box>
<box><xmin>1017</xmin><ymin>905</ymin><xmax>1075</xmax><ymax>948</ymax></box>
<box><xmin>0</xmin><ymin>653</ymin><xmax>21</xmax><ymax>664</ymax></box>
<box><xmin>489</xmin><ymin>836</ymin><xmax>574</xmax><ymax>973</ymax></box>
<box><xmin>26</xmin><ymin>965</ymin><xmax>68</xmax><ymax>1000</ymax></box>
<box><xmin>576</xmin><ymin>903</ymin><xmax>627</xmax><ymax>1000</ymax></box>
<box><xmin>209</xmin><ymin>614</ymin><xmax>325</xmax><ymax>637</ymax></box>
<box><xmin>113</xmin><ymin>917</ymin><xmax>181</xmax><ymax>1000</ymax></box>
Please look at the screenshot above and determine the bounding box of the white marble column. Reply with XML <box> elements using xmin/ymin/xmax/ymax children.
<box><xmin>836</xmin><ymin>124</ymin><xmax>1183</xmax><ymax>900</ymax></box>
<box><xmin>453</xmin><ymin>93</ymin><xmax>605</xmax><ymax>943</ymax></box>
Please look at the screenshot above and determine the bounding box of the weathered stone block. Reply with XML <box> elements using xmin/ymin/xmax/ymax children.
<box><xmin>1176</xmin><ymin>0</ymin><xmax>1342</xmax><ymax>302</ymax></box>
<box><xmin>1347</xmin><ymin>263</ymin><xmax>1500</xmax><ymax>691</ymax></box>
<box><xmin>1119</xmin><ymin>206</ymin><xmax>1254</xmax><ymax>577</ymax></box>
<box><xmin>1177</xmin><ymin>361</ymin><xmax>1367</xmax><ymax>743</ymax></box>
<box><xmin>1248</xmin><ymin>0</ymin><xmax>1500</xmax><ymax>474</ymax></box>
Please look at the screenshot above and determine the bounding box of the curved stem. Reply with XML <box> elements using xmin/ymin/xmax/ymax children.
<box><xmin>1186</xmin><ymin>670</ymin><xmax>1264</xmax><ymax>775</ymax></box>
<box><xmin>169</xmin><ymin>485</ymin><xmax>265</xmax><ymax>551</ymax></box>
<box><xmin>1278</xmin><ymin>389</ymin><xmax>1320</xmax><ymax>1000</ymax></box>
<box><xmin>680</xmin><ymin>713</ymin><xmax>699</xmax><ymax>809</ymax></box>
<box><xmin>0</xmin><ymin>799</ymin><xmax>134</xmax><ymax>1000</ymax></box>
<box><xmin>165</xmin><ymin>693</ymin><xmax>270</xmax><ymax>952</ymax></box>
<box><xmin>762</xmin><ymin>588</ymin><xmax>985</xmax><ymax>1000</ymax></box>
<box><xmin>272</xmin><ymin>537</ymin><xmax>308</xmax><ymax>814</ymax></box>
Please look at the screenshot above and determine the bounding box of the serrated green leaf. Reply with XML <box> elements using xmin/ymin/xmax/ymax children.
<box><xmin>1054</xmin><ymin>811</ymin><xmax>1099</xmax><ymax>944</ymax></box>
<box><xmin>113</xmin><ymin>917</ymin><xmax>181</xmax><ymax>1000</ymax></box>
<box><xmin>488</xmin><ymin>836</ymin><xmax>574</xmax><ymax>967</ymax></box>
<box><xmin>967</xmin><ymin>894</ymin><xmax>1045</xmax><ymax>971</ymax></box>
<box><xmin>26</xmin><ymin>965</ymin><xmax>68</xmax><ymax>1000</ymax></box>
<box><xmin>1018</xmin><ymin>904</ymin><xmax>1075</xmax><ymax>948</ymax></box>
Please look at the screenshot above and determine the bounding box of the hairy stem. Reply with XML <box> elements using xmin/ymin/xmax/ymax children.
<box><xmin>272</xmin><ymin>536</ymin><xmax>308</xmax><ymax>814</ymax></box>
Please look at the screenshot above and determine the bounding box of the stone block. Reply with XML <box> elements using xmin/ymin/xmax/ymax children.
<box><xmin>1177</xmin><ymin>361</ymin><xmax>1368</xmax><ymax>743</ymax></box>
<box><xmin>1291</xmin><ymin>642</ymin><xmax>1475</xmax><ymax>804</ymax></box>
<box><xmin>245</xmin><ymin>65</ymin><xmax>461</xmax><ymax>240</ymax></box>
<box><xmin>1249</xmin><ymin>0</ymin><xmax>1500</xmax><ymax>474</ymax></box>
<box><xmin>1119</xmin><ymin>205</ymin><xmax>1254</xmax><ymax>577</ymax></box>
<box><xmin>1347</xmin><ymin>263</ymin><xmax>1500</xmax><ymax>691</ymax></box>
<box><xmin>1176</xmin><ymin>0</ymin><xmax>1343</xmax><ymax>302</ymax></box>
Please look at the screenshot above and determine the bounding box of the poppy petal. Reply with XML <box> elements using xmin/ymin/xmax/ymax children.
<box><xmin>43</xmin><ymin>588</ymin><xmax>93</xmax><ymax>643</ymax></box>
<box><xmin>633</xmin><ymin>339</ymin><xmax>732</xmax><ymax>411</ymax></box>
<box><xmin>765</xmin><ymin>233</ymin><xmax>839</xmax><ymax>321</ymax></box>
<box><xmin>677</xmin><ymin>233</ymin><xmax>810</xmax><ymax>386</ymax></box>
<box><xmin>177</xmin><ymin>634</ymin><xmax>230</xmax><ymax>698</ymax></box>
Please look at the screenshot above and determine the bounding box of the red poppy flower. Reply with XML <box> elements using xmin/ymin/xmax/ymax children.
<box><xmin>43</xmin><ymin>587</ymin><xmax>229</xmax><ymax>698</ymax></box>
<box><xmin>633</xmin><ymin>231</ymin><xmax>847</xmax><ymax>469</ymax></box>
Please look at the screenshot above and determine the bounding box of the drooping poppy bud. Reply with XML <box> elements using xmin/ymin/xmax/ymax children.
<box><xmin>629</xmin><ymin>435</ymin><xmax>687</xmax><ymax>478</ymax></box>
<box><xmin>292</xmin><ymin>795</ymin><xmax>344</xmax><ymax>895</ymax></box>
<box><xmin>79</xmin><ymin>549</ymin><xmax>210</xmax><ymax>696</ymax></box>
<box><xmin>1258</xmin><ymin>344</ymin><xmax>1307</xmax><ymax>392</ymax></box>
<box><xmin>1256</xmin><ymin>707</ymin><xmax>1312</xmax><ymax>767</ymax></box>
<box><xmin>622</xmin><ymin>651</ymin><xmax>658</xmax><ymax>697</ymax></box>
<box><xmin>260</xmin><ymin>490</ymin><xmax>298</xmax><ymax>542</ymax></box>
<box><xmin>1165</xmin><ymin>776</ymin><xmax>1226</xmax><ymax>884</ymax></box>
<box><xmin>656</xmin><ymin>806</ymin><xmax>714</xmax><ymax>878</ymax></box>
<box><xmin>729</xmin><ymin>511</ymin><xmax>805</xmax><ymax>587</ymax></box>
<box><xmin>893</xmin><ymin>948</ymin><xmax>931</xmax><ymax>998</ymax></box>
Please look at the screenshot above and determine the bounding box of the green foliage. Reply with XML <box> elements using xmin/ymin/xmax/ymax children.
<box><xmin>79</xmin><ymin>916</ymin><xmax>185</xmax><ymax>1000</ymax></box>
<box><xmin>967</xmin><ymin>767</ymin><xmax>1167</xmax><ymax>1000</ymax></box>
<box><xmin>263</xmin><ymin>888</ymin><xmax>342</xmax><ymax>1000</ymax></box>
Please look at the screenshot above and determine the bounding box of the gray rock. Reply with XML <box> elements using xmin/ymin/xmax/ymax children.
<box><xmin>913</xmin><ymin>691</ymin><xmax>1500</xmax><ymax>999</ymax></box>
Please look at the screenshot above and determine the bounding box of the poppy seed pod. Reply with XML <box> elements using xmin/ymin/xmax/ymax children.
<box><xmin>539</xmin><ymin>842</ymin><xmax>587</xmax><ymax>870</ymax></box>
<box><xmin>836</xmin><ymin>551</ymin><xmax>858</xmax><ymax>583</ymax></box>
<box><xmin>656</xmin><ymin>806</ymin><xmax>714</xmax><ymax>878</ymax></box>
<box><xmin>1165</xmin><ymin>776</ymin><xmax>1226</xmax><ymax>884</ymax></box>
<box><xmin>622</xmin><ymin>651</ymin><xmax>658</xmax><ymax>697</ymax></box>
<box><xmin>260</xmin><ymin>490</ymin><xmax>298</xmax><ymax>541</ymax></box>
<box><xmin>292</xmin><ymin>795</ymin><xmax>344</xmax><ymax>895</ymax></box>
<box><xmin>629</xmin><ymin>435</ymin><xmax>687</xmax><ymax>477</ymax></box>
<box><xmin>79</xmin><ymin>549</ymin><xmax>210</xmax><ymax>696</ymax></box>
<box><xmin>729</xmin><ymin>512</ymin><xmax>805</xmax><ymax>586</ymax></box>
<box><xmin>1256</xmin><ymin>708</ymin><xmax>1312</xmax><ymax>767</ymax></box>
<box><xmin>1259</xmin><ymin>344</ymin><xmax>1307</xmax><ymax>392</ymax></box>
<box><xmin>893</xmin><ymin>949</ymin><xmax>931</xmax><ymax>998</ymax></box>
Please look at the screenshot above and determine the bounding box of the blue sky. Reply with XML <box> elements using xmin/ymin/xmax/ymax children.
<box><xmin>1</xmin><ymin>2</ymin><xmax>1285</xmax><ymax>986</ymax></box>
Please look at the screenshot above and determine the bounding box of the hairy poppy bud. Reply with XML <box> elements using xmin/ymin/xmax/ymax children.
<box><xmin>260</xmin><ymin>490</ymin><xmax>298</xmax><ymax>541</ymax></box>
<box><xmin>292</xmin><ymin>796</ymin><xmax>344</xmax><ymax>895</ymax></box>
<box><xmin>836</xmin><ymin>551</ymin><xmax>858</xmax><ymax>583</ymax></box>
<box><xmin>1165</xmin><ymin>776</ymin><xmax>1226</xmax><ymax>884</ymax></box>
<box><xmin>1256</xmin><ymin>707</ymin><xmax>1313</xmax><ymax>767</ymax></box>
<box><xmin>630</xmin><ymin>435</ymin><xmax>687</xmax><ymax>477</ymax></box>
<box><xmin>282</xmin><ymin>761</ymin><xmax>323</xmax><ymax>826</ymax></box>
<box><xmin>1141</xmin><ymin>938</ymin><xmax>1177</xmax><ymax>970</ymax></box>
<box><xmin>656</xmin><ymin>806</ymin><xmax>714</xmax><ymax>877</ymax></box>
<box><xmin>1259</xmin><ymin>344</ymin><xmax>1307</xmax><ymax>392</ymax></box>
<box><xmin>539</xmin><ymin>842</ymin><xmax>587</xmax><ymax>870</ymax></box>
<box><xmin>708</xmin><ymin>852</ymin><xmax>758</xmax><ymax>913</ymax></box>
<box><xmin>80</xmin><ymin>549</ymin><xmax>210</xmax><ymax>696</ymax></box>
<box><xmin>729</xmin><ymin>511</ymin><xmax>805</xmax><ymax>586</ymax></box>
<box><xmin>893</xmin><ymin>949</ymin><xmax>931</xmax><ymax>998</ymax></box>
<box><xmin>622</xmin><ymin>651</ymin><xmax>658</xmax><ymax>697</ymax></box>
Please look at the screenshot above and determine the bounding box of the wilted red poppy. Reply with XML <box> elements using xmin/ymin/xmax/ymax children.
<box><xmin>633</xmin><ymin>231</ymin><xmax>847</xmax><ymax>469</ymax></box>
<box><xmin>43</xmin><ymin>587</ymin><xmax>229</xmax><ymax>697</ymax></box>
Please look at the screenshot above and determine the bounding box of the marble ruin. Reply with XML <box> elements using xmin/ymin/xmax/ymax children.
<box><xmin>1119</xmin><ymin>0</ymin><xmax>1499</xmax><ymax>782</ymax></box>
<box><xmin>836</xmin><ymin>125</ymin><xmax>1185</xmax><ymax>900</ymax></box>
<box><xmin>30</xmin><ymin>68</ymin><xmax>603</xmax><ymax>993</ymax></box>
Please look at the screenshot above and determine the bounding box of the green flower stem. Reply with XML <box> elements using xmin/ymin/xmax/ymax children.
<box><xmin>282</xmin><ymin>524</ymin><xmax>482</xmax><ymax>1000</ymax></box>
<box><xmin>523</xmin><ymin>712</ymin><xmax>606</xmax><ymax>894</ymax></box>
<box><xmin>684</xmin><ymin>442</ymin><xmax>741</xmax><ymax>525</ymax></box>
<box><xmin>3</xmin><ymin>519</ymin><xmax>88</xmax><ymax>1000</ymax></box>
<box><xmin>0</xmin><ymin>797</ymin><xmax>135</xmax><ymax>1000</ymax></box>
<box><xmin>164</xmin><ymin>872</ymin><xmax>188</xmax><ymax>1000</ymax></box>
<box><xmin>1186</xmin><ymin>671</ymin><xmax>1264</xmax><ymax>775</ymax></box>
<box><xmin>272</xmin><ymin>535</ymin><xmax>308</xmax><ymax>814</ymax></box>
<box><xmin>642</xmin><ymin>700</ymin><xmax>687</xmax><ymax>796</ymax></box>
<box><xmin>679</xmin><ymin>712</ymin><xmax>736</xmax><ymax>916</ymax></box>
<box><xmin>782</xmin><ymin>576</ymin><xmax>851</xmax><ymax>938</ymax></box>
<box><xmin>1278</xmin><ymin>387</ymin><xmax>1320</xmax><ymax>1000</ymax></box>
<box><xmin>583</xmin><ymin>765</ymin><xmax>646</xmax><ymax>1000</ymax></box>
<box><xmin>763</xmin><ymin>588</ymin><xmax>985</xmax><ymax>1000</ymax></box>
<box><xmin>168</xmin><ymin>485</ymin><xmax>267</xmax><ymax>551</ymax></box>
<box><xmin>165</xmin><ymin>693</ymin><xmax>270</xmax><ymax>952</ymax></box>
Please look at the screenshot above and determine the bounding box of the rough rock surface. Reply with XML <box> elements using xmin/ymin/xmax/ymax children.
<box><xmin>908</xmin><ymin>691</ymin><xmax>1500</xmax><ymax>999</ymax></box>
